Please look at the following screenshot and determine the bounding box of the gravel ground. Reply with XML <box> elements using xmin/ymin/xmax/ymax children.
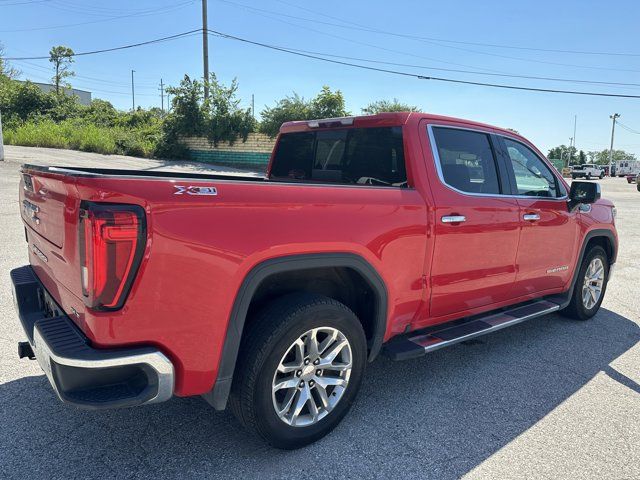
<box><xmin>0</xmin><ymin>146</ymin><xmax>638</xmax><ymax>479</ymax></box>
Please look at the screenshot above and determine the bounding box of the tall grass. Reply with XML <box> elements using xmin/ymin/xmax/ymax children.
<box><xmin>4</xmin><ymin>119</ymin><xmax>157</xmax><ymax>158</ymax></box>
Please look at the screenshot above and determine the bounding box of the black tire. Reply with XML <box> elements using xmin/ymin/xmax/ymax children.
<box><xmin>561</xmin><ymin>246</ymin><xmax>609</xmax><ymax>321</ymax></box>
<box><xmin>572</xmin><ymin>175</ymin><xmax>577</xmax><ymax>180</ymax></box>
<box><xmin>229</xmin><ymin>293</ymin><xmax>367</xmax><ymax>449</ymax></box>
<box><xmin>586</xmin><ymin>173</ymin><xmax>591</xmax><ymax>180</ymax></box>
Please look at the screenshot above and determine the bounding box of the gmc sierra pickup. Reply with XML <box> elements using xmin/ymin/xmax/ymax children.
<box><xmin>11</xmin><ymin>112</ymin><xmax>617</xmax><ymax>449</ymax></box>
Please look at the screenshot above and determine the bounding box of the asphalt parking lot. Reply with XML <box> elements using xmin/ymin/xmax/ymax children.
<box><xmin>0</xmin><ymin>145</ymin><xmax>638</xmax><ymax>479</ymax></box>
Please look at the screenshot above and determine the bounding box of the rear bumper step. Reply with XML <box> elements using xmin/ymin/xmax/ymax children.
<box><xmin>384</xmin><ymin>299</ymin><xmax>563</xmax><ymax>361</ymax></box>
<box><xmin>10</xmin><ymin>265</ymin><xmax>174</xmax><ymax>409</ymax></box>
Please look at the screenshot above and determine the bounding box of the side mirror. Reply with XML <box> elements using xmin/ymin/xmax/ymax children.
<box><xmin>569</xmin><ymin>181</ymin><xmax>601</xmax><ymax>210</ymax></box>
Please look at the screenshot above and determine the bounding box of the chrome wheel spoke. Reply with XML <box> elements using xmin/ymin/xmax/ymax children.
<box><xmin>273</xmin><ymin>378</ymin><xmax>299</xmax><ymax>392</ymax></box>
<box><xmin>272</xmin><ymin>326</ymin><xmax>353</xmax><ymax>427</ymax></box>
<box><xmin>582</xmin><ymin>257</ymin><xmax>605</xmax><ymax>310</ymax></box>
<box><xmin>316</xmin><ymin>376</ymin><xmax>346</xmax><ymax>388</ymax></box>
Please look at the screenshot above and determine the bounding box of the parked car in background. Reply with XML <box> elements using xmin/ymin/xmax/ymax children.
<box><xmin>571</xmin><ymin>164</ymin><xmax>605</xmax><ymax>180</ymax></box>
<box><xmin>616</xmin><ymin>160</ymin><xmax>640</xmax><ymax>177</ymax></box>
<box><xmin>11</xmin><ymin>112</ymin><xmax>618</xmax><ymax>449</ymax></box>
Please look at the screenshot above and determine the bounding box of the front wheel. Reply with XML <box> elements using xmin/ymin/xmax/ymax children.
<box><xmin>561</xmin><ymin>246</ymin><xmax>609</xmax><ymax>320</ymax></box>
<box><xmin>586</xmin><ymin>173</ymin><xmax>591</xmax><ymax>180</ymax></box>
<box><xmin>229</xmin><ymin>293</ymin><xmax>367</xmax><ymax>449</ymax></box>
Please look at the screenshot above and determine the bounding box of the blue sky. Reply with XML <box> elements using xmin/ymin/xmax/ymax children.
<box><xmin>2</xmin><ymin>0</ymin><xmax>639</xmax><ymax>157</ymax></box>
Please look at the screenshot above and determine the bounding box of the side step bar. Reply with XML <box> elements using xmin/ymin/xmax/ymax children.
<box><xmin>383</xmin><ymin>299</ymin><xmax>562</xmax><ymax>361</ymax></box>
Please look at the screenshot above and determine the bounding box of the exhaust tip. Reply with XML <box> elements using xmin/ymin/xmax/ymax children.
<box><xmin>18</xmin><ymin>341</ymin><xmax>35</xmax><ymax>360</ymax></box>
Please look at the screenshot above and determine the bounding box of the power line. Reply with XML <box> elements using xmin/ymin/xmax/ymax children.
<box><xmin>275</xmin><ymin>0</ymin><xmax>640</xmax><ymax>58</ymax></box>
<box><xmin>216</xmin><ymin>0</ymin><xmax>640</xmax><ymax>73</ymax></box>
<box><xmin>617</xmin><ymin>122</ymin><xmax>640</xmax><ymax>135</ymax></box>
<box><xmin>4</xmin><ymin>29</ymin><xmax>202</xmax><ymax>60</ymax></box>
<box><xmin>265</xmin><ymin>47</ymin><xmax>640</xmax><ymax>89</ymax></box>
<box><xmin>207</xmin><ymin>29</ymin><xmax>640</xmax><ymax>99</ymax></box>
<box><xmin>0</xmin><ymin>0</ymin><xmax>52</xmax><ymax>6</ymax></box>
<box><xmin>0</xmin><ymin>0</ymin><xmax>196</xmax><ymax>32</ymax></box>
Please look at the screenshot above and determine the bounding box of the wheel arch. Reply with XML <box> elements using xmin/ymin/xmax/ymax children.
<box><xmin>203</xmin><ymin>253</ymin><xmax>388</xmax><ymax>410</ymax></box>
<box><xmin>564</xmin><ymin>228</ymin><xmax>617</xmax><ymax>305</ymax></box>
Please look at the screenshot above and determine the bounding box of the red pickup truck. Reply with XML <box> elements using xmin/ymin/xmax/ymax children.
<box><xmin>11</xmin><ymin>112</ymin><xmax>617</xmax><ymax>449</ymax></box>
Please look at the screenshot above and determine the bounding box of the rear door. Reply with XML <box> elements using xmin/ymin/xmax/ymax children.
<box><xmin>424</xmin><ymin>124</ymin><xmax>521</xmax><ymax>319</ymax></box>
<box><xmin>497</xmin><ymin>136</ymin><xmax>577</xmax><ymax>295</ymax></box>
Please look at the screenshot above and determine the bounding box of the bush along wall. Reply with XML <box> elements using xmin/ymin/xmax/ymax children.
<box><xmin>180</xmin><ymin>133</ymin><xmax>275</xmax><ymax>171</ymax></box>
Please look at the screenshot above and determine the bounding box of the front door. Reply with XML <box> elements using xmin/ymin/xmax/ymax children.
<box><xmin>498</xmin><ymin>136</ymin><xmax>578</xmax><ymax>295</ymax></box>
<box><xmin>424</xmin><ymin>124</ymin><xmax>521</xmax><ymax>320</ymax></box>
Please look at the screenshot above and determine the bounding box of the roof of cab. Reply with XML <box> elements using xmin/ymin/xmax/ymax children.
<box><xmin>279</xmin><ymin>112</ymin><xmax>523</xmax><ymax>140</ymax></box>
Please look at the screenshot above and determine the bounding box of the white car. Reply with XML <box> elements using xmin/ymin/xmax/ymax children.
<box><xmin>571</xmin><ymin>164</ymin><xmax>604</xmax><ymax>180</ymax></box>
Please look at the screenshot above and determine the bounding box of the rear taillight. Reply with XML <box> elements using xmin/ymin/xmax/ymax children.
<box><xmin>79</xmin><ymin>202</ymin><xmax>146</xmax><ymax>311</ymax></box>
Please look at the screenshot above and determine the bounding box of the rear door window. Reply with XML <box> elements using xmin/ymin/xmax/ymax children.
<box><xmin>270</xmin><ymin>127</ymin><xmax>407</xmax><ymax>187</ymax></box>
<box><xmin>431</xmin><ymin>127</ymin><xmax>501</xmax><ymax>195</ymax></box>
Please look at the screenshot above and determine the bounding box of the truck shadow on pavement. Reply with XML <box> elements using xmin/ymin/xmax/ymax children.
<box><xmin>1</xmin><ymin>308</ymin><xmax>638</xmax><ymax>480</ymax></box>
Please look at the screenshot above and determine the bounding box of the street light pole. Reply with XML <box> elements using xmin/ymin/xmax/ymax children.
<box><xmin>131</xmin><ymin>70</ymin><xmax>136</xmax><ymax>111</ymax></box>
<box><xmin>608</xmin><ymin>113</ymin><xmax>620</xmax><ymax>177</ymax></box>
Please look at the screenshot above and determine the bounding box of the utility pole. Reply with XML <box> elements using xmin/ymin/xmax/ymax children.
<box><xmin>159</xmin><ymin>78</ymin><xmax>165</xmax><ymax>113</ymax></box>
<box><xmin>608</xmin><ymin>113</ymin><xmax>620</xmax><ymax>177</ymax></box>
<box><xmin>572</xmin><ymin>114</ymin><xmax>577</xmax><ymax>153</ymax></box>
<box><xmin>251</xmin><ymin>93</ymin><xmax>255</xmax><ymax>119</ymax></box>
<box><xmin>131</xmin><ymin>70</ymin><xmax>136</xmax><ymax>111</ymax></box>
<box><xmin>568</xmin><ymin>137</ymin><xmax>573</xmax><ymax>166</ymax></box>
<box><xmin>202</xmin><ymin>0</ymin><xmax>210</xmax><ymax>99</ymax></box>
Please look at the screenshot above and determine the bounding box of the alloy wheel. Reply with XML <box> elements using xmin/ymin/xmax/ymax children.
<box><xmin>272</xmin><ymin>327</ymin><xmax>352</xmax><ymax>427</ymax></box>
<box><xmin>582</xmin><ymin>257</ymin><xmax>605</xmax><ymax>310</ymax></box>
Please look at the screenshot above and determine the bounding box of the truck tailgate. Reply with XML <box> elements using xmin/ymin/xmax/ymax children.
<box><xmin>19</xmin><ymin>168</ymin><xmax>84</xmax><ymax>306</ymax></box>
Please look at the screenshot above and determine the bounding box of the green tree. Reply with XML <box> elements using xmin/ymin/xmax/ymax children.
<box><xmin>259</xmin><ymin>86</ymin><xmax>349</xmax><ymax>136</ymax></box>
<box><xmin>547</xmin><ymin>144</ymin><xmax>577</xmax><ymax>164</ymax></box>
<box><xmin>49</xmin><ymin>45</ymin><xmax>75</xmax><ymax>94</ymax></box>
<box><xmin>0</xmin><ymin>43</ymin><xmax>20</xmax><ymax>79</ymax></box>
<box><xmin>309</xmin><ymin>86</ymin><xmax>349</xmax><ymax>118</ymax></box>
<box><xmin>259</xmin><ymin>93</ymin><xmax>309</xmax><ymax>137</ymax></box>
<box><xmin>362</xmin><ymin>98</ymin><xmax>418</xmax><ymax>114</ymax></box>
<box><xmin>587</xmin><ymin>149</ymin><xmax>637</xmax><ymax>164</ymax></box>
<box><xmin>206</xmin><ymin>73</ymin><xmax>255</xmax><ymax>146</ymax></box>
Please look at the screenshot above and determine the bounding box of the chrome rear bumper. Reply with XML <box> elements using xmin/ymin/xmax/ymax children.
<box><xmin>11</xmin><ymin>265</ymin><xmax>174</xmax><ymax>409</ymax></box>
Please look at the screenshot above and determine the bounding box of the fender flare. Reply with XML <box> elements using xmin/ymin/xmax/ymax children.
<box><xmin>562</xmin><ymin>228</ymin><xmax>617</xmax><ymax>307</ymax></box>
<box><xmin>203</xmin><ymin>253</ymin><xmax>388</xmax><ymax>410</ymax></box>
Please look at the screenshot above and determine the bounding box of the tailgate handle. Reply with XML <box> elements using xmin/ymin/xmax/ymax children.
<box><xmin>523</xmin><ymin>213</ymin><xmax>540</xmax><ymax>221</ymax></box>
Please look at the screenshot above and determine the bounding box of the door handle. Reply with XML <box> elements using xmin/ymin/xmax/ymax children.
<box><xmin>441</xmin><ymin>215</ymin><xmax>466</xmax><ymax>224</ymax></box>
<box><xmin>523</xmin><ymin>213</ymin><xmax>540</xmax><ymax>221</ymax></box>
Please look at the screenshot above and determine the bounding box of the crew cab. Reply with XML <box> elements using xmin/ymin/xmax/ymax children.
<box><xmin>11</xmin><ymin>113</ymin><xmax>617</xmax><ymax>449</ymax></box>
<box><xmin>571</xmin><ymin>164</ymin><xmax>605</xmax><ymax>179</ymax></box>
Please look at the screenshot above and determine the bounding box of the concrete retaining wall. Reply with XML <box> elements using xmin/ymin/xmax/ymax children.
<box><xmin>181</xmin><ymin>133</ymin><xmax>275</xmax><ymax>171</ymax></box>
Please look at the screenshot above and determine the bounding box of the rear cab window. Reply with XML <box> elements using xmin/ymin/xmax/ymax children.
<box><xmin>270</xmin><ymin>127</ymin><xmax>407</xmax><ymax>187</ymax></box>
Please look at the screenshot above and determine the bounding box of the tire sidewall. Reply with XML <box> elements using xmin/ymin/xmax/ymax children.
<box><xmin>253</xmin><ymin>303</ymin><xmax>367</xmax><ymax>448</ymax></box>
<box><xmin>575</xmin><ymin>246</ymin><xmax>609</xmax><ymax>319</ymax></box>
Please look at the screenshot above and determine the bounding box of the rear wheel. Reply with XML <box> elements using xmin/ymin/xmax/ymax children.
<box><xmin>229</xmin><ymin>293</ymin><xmax>367</xmax><ymax>449</ymax></box>
<box><xmin>586</xmin><ymin>173</ymin><xmax>591</xmax><ymax>180</ymax></box>
<box><xmin>562</xmin><ymin>246</ymin><xmax>609</xmax><ymax>320</ymax></box>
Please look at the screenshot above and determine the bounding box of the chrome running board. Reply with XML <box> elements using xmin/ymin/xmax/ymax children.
<box><xmin>383</xmin><ymin>299</ymin><xmax>561</xmax><ymax>361</ymax></box>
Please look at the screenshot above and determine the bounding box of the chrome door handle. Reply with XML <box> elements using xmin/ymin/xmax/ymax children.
<box><xmin>441</xmin><ymin>215</ymin><xmax>466</xmax><ymax>223</ymax></box>
<box><xmin>523</xmin><ymin>213</ymin><xmax>540</xmax><ymax>221</ymax></box>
